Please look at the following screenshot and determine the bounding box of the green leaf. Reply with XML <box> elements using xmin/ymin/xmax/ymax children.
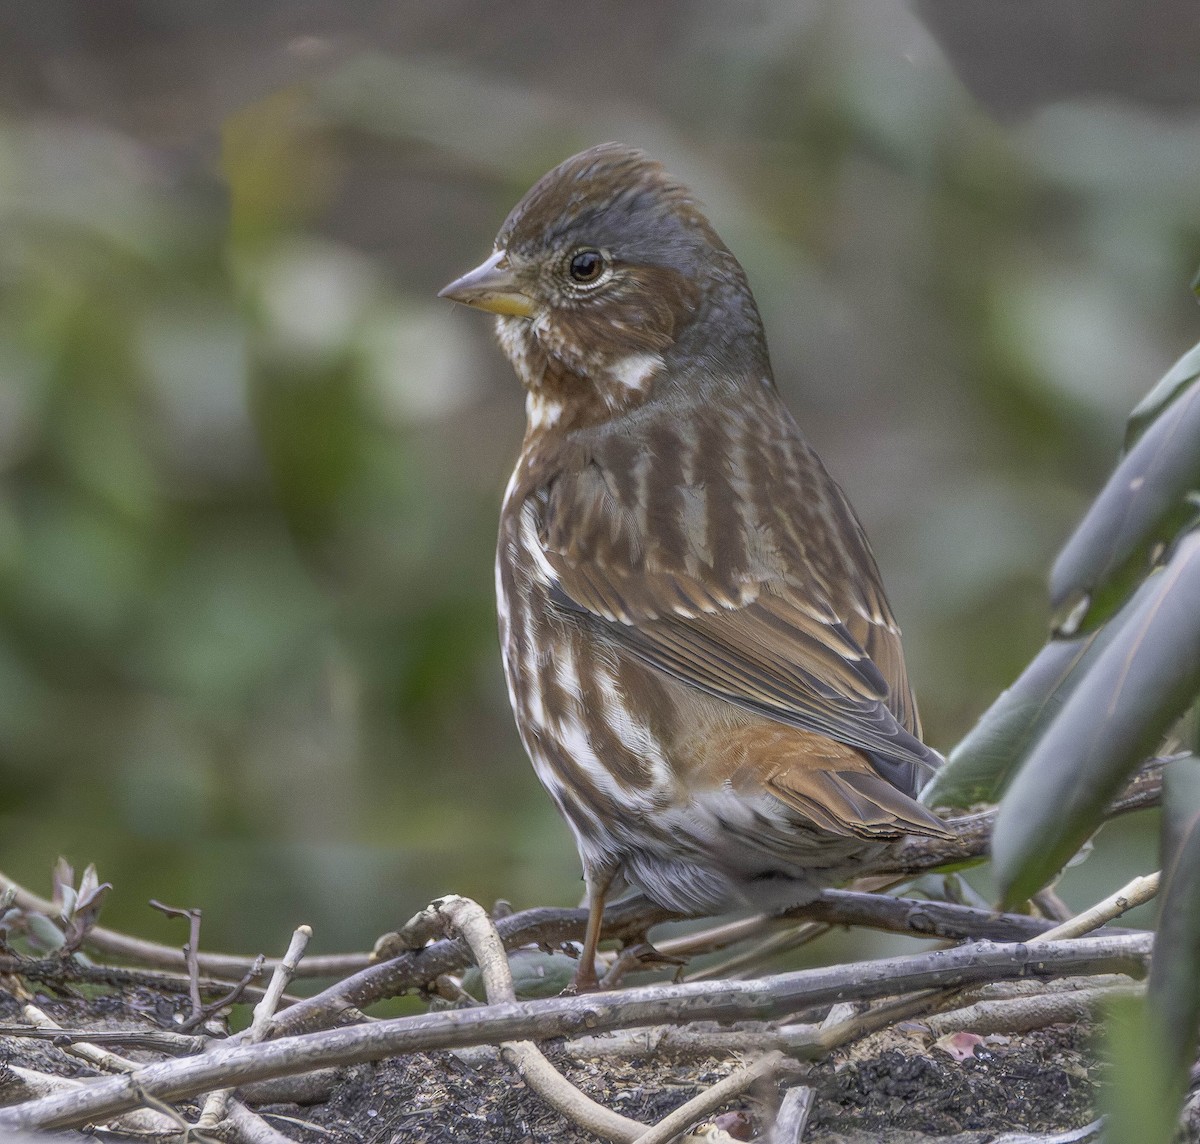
<box><xmin>925</xmin><ymin>632</ymin><xmax>1104</xmax><ymax>808</ymax></box>
<box><xmin>1145</xmin><ymin>755</ymin><xmax>1200</xmax><ymax>1120</ymax></box>
<box><xmin>993</xmin><ymin>530</ymin><xmax>1200</xmax><ymax>907</ymax></box>
<box><xmin>1050</xmin><ymin>373</ymin><xmax>1200</xmax><ymax>633</ymax></box>
<box><xmin>1125</xmin><ymin>338</ymin><xmax>1200</xmax><ymax>449</ymax></box>
<box><xmin>1100</xmin><ymin>993</ymin><xmax>1178</xmax><ymax>1144</ymax></box>
<box><xmin>462</xmin><ymin>949</ymin><xmax>576</xmax><ymax>1000</ymax></box>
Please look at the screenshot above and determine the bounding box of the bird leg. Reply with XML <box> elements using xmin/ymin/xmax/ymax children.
<box><xmin>570</xmin><ymin>866</ymin><xmax>616</xmax><ymax>993</ymax></box>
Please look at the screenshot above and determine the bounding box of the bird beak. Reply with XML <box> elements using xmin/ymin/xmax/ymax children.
<box><xmin>438</xmin><ymin>250</ymin><xmax>538</xmax><ymax>318</ymax></box>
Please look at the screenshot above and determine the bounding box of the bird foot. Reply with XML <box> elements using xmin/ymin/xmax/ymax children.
<box><xmin>563</xmin><ymin>965</ymin><xmax>603</xmax><ymax>995</ymax></box>
<box><xmin>599</xmin><ymin>940</ymin><xmax>686</xmax><ymax>989</ymax></box>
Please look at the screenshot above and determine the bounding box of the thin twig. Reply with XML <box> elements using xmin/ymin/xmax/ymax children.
<box><xmin>782</xmin><ymin>890</ymin><xmax>1084</xmax><ymax>943</ymax></box>
<box><xmin>0</xmin><ymin>955</ymin><xmax>275</xmax><ymax>1006</ymax></box>
<box><xmin>19</xmin><ymin>1004</ymin><xmax>137</xmax><ymax>1075</ymax></box>
<box><xmin>1031</xmin><ymin>888</ymin><xmax>1074</xmax><ymax>923</ymax></box>
<box><xmin>212</xmin><ymin>1098</ymin><xmax>297</xmax><ymax>1143</ymax></box>
<box><xmin>887</xmin><ymin>869</ymin><xmax>1163</xmax><ymax>1054</ymax></box>
<box><xmin>268</xmin><ymin>896</ymin><xmax>673</xmax><ymax>1036</ymax></box>
<box><xmin>0</xmin><ymin>870</ymin><xmax>362</xmax><ymax>982</ymax></box>
<box><xmin>892</xmin><ymin>756</ymin><xmax>1162</xmax><ymax>877</ymax></box>
<box><xmin>683</xmin><ymin>924</ymin><xmax>830</xmax><ymax>982</ymax></box>
<box><xmin>179</xmin><ymin>955</ymin><xmax>269</xmax><ymax>1034</ymax></box>
<box><xmin>0</xmin><ymin>933</ymin><xmax>1151</xmax><ymax>1133</ymax></box>
<box><xmin>196</xmin><ymin>926</ymin><xmax>312</xmax><ymax>1134</ymax></box>
<box><xmin>1029</xmin><ymin>873</ymin><xmax>1160</xmax><ymax>944</ymax></box>
<box><xmin>148</xmin><ymin>899</ymin><xmax>204</xmax><ymax>1022</ymax></box>
<box><xmin>435</xmin><ymin>895</ymin><xmax>649</xmax><ymax>1143</ymax></box>
<box><xmin>268</xmin><ymin>886</ymin><xmax>1119</xmax><ymax>1038</ymax></box>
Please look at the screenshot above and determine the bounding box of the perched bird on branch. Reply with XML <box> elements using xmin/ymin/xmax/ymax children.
<box><xmin>441</xmin><ymin>143</ymin><xmax>950</xmax><ymax>991</ymax></box>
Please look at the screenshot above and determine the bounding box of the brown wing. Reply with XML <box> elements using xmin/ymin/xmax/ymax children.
<box><xmin>534</xmin><ymin>396</ymin><xmax>941</xmax><ymax>802</ymax></box>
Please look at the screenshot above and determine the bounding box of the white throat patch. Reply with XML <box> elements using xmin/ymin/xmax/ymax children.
<box><xmin>526</xmin><ymin>391</ymin><xmax>564</xmax><ymax>430</ymax></box>
<box><xmin>609</xmin><ymin>351</ymin><xmax>663</xmax><ymax>393</ymax></box>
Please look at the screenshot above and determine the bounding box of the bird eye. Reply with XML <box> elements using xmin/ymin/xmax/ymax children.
<box><xmin>567</xmin><ymin>249</ymin><xmax>606</xmax><ymax>285</ymax></box>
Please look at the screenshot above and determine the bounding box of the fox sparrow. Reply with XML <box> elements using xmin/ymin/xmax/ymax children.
<box><xmin>441</xmin><ymin>143</ymin><xmax>950</xmax><ymax>990</ymax></box>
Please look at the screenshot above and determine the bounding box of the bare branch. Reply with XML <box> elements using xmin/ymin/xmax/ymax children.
<box><xmin>0</xmin><ymin>933</ymin><xmax>1150</xmax><ymax>1133</ymax></box>
<box><xmin>1029</xmin><ymin>872</ymin><xmax>1160</xmax><ymax>943</ymax></box>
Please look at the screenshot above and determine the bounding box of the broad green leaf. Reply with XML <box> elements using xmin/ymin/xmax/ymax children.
<box><xmin>993</xmin><ymin>530</ymin><xmax>1200</xmax><ymax>907</ymax></box>
<box><xmin>1101</xmin><ymin>993</ymin><xmax>1178</xmax><ymax>1144</ymax></box>
<box><xmin>462</xmin><ymin>949</ymin><xmax>575</xmax><ymax>1000</ymax></box>
<box><xmin>1050</xmin><ymin>375</ymin><xmax>1200</xmax><ymax>633</ymax></box>
<box><xmin>925</xmin><ymin>632</ymin><xmax>1102</xmax><ymax>808</ymax></box>
<box><xmin>1125</xmin><ymin>338</ymin><xmax>1200</xmax><ymax>449</ymax></box>
<box><xmin>1145</xmin><ymin>755</ymin><xmax>1200</xmax><ymax>1121</ymax></box>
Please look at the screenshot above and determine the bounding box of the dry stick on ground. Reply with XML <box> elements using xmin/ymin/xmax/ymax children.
<box><xmin>7</xmin><ymin>1007</ymin><xmax>182</xmax><ymax>1137</ymax></box>
<box><xmin>196</xmin><ymin>925</ymin><xmax>312</xmax><ymax>1136</ymax></box>
<box><xmin>885</xmin><ymin>869</ymin><xmax>1164</xmax><ymax>1049</ymax></box>
<box><xmin>670</xmin><ymin>872</ymin><xmax>1111</xmax><ymax>983</ymax></box>
<box><xmin>769</xmin><ymin>1085</ymin><xmax>816</xmax><ymax>1144</ymax></box>
<box><xmin>0</xmin><ymin>955</ymin><xmax>277</xmax><ymax>1007</ymax></box>
<box><xmin>434</xmin><ymin>894</ymin><xmax>651</xmax><ymax>1142</ymax></box>
<box><xmin>19</xmin><ymin>1003</ymin><xmax>136</xmax><ymax>1075</ymax></box>
<box><xmin>268</xmin><ymin>762</ymin><xmax>1167</xmax><ymax>1037</ymax></box>
<box><xmin>924</xmin><ymin>980</ymin><xmax>1143</xmax><ymax>1037</ymax></box>
<box><xmin>631</xmin><ymin>1051</ymin><xmax>788</xmax><ymax>1144</ymax></box>
<box><xmin>0</xmin><ymin>1027</ymin><xmax>207</xmax><ymax>1055</ymax></box>
<box><xmin>663</xmin><ymin>887</ymin><xmax>1092</xmax><ymax>985</ymax></box>
<box><xmin>211</xmin><ymin>1099</ymin><xmax>298</xmax><ymax>1144</ymax></box>
<box><xmin>267</xmin><ymin>887</ymin><xmax>1142</xmax><ymax>1039</ymax></box>
<box><xmin>556</xmin><ymin>976</ymin><xmax>1139</xmax><ymax>1058</ymax></box>
<box><xmin>0</xmin><ymin>933</ymin><xmax>1151</xmax><ymax>1133</ymax></box>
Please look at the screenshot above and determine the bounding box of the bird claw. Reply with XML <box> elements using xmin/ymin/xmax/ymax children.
<box><xmin>599</xmin><ymin>940</ymin><xmax>686</xmax><ymax>989</ymax></box>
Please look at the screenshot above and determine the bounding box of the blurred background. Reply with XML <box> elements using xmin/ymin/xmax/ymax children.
<box><xmin>1</xmin><ymin>0</ymin><xmax>1198</xmax><ymax>961</ymax></box>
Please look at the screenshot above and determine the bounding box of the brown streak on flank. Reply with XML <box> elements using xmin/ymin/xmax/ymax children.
<box><xmin>536</xmin><ymin>736</ymin><xmax>619</xmax><ymax>825</ymax></box>
<box><xmin>614</xmin><ymin>652</ymin><xmax>683</xmax><ymax>742</ymax></box>
<box><xmin>582</xmin><ymin>680</ymin><xmax>659</xmax><ymax>793</ymax></box>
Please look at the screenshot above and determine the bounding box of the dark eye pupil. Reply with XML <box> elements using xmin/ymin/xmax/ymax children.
<box><xmin>569</xmin><ymin>250</ymin><xmax>604</xmax><ymax>282</ymax></box>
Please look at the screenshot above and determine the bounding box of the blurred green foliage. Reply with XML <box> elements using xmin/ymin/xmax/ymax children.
<box><xmin>0</xmin><ymin>5</ymin><xmax>1198</xmax><ymax>957</ymax></box>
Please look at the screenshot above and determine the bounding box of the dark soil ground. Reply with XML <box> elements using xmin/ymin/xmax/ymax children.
<box><xmin>293</xmin><ymin>1024</ymin><xmax>1097</xmax><ymax>1143</ymax></box>
<box><xmin>0</xmin><ymin>982</ymin><xmax>1123</xmax><ymax>1143</ymax></box>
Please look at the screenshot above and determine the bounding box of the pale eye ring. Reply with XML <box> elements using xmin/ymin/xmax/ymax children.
<box><xmin>567</xmin><ymin>248</ymin><xmax>607</xmax><ymax>286</ymax></box>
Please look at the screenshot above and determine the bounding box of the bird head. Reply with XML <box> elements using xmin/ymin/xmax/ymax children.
<box><xmin>440</xmin><ymin>144</ymin><xmax>770</xmax><ymax>417</ymax></box>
